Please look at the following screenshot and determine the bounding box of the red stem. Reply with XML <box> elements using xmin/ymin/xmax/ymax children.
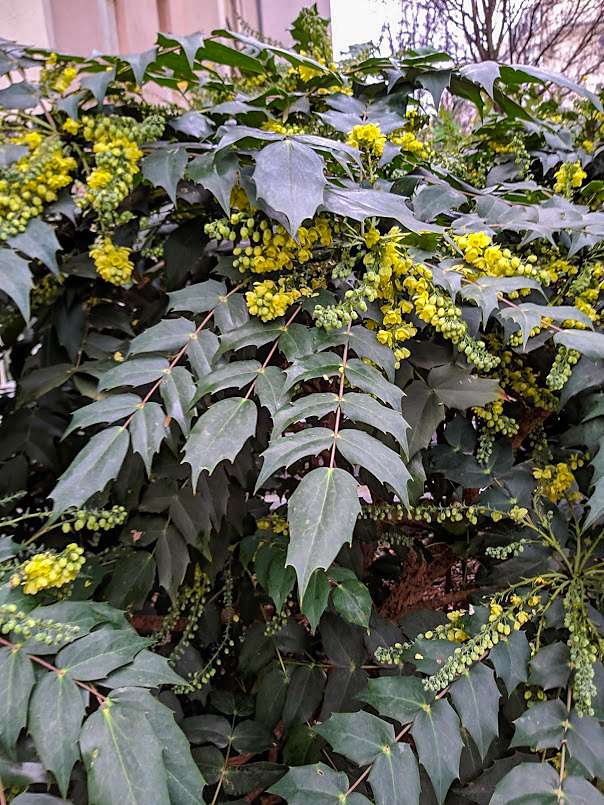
<box><xmin>244</xmin><ymin>305</ymin><xmax>302</xmax><ymax>401</ymax></box>
<box><xmin>0</xmin><ymin>635</ymin><xmax>106</xmax><ymax>705</ymax></box>
<box><xmin>329</xmin><ymin>319</ymin><xmax>352</xmax><ymax>468</ymax></box>
<box><xmin>122</xmin><ymin>283</ymin><xmax>243</xmax><ymax>429</ymax></box>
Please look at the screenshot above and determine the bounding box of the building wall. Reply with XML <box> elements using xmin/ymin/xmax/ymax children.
<box><xmin>0</xmin><ymin>0</ymin><xmax>331</xmax><ymax>55</ymax></box>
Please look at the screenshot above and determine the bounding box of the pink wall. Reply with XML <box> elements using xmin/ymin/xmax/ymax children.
<box><xmin>43</xmin><ymin>0</ymin><xmax>331</xmax><ymax>56</ymax></box>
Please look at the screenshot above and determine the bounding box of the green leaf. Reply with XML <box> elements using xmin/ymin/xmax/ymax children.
<box><xmin>287</xmin><ymin>467</ymin><xmax>361</xmax><ymax>596</ymax></box>
<box><xmin>182</xmin><ymin>397</ymin><xmax>257</xmax><ymax>486</ymax></box>
<box><xmin>56</xmin><ymin>629</ymin><xmax>150</xmax><ymax>681</ymax></box>
<box><xmin>345</xmin><ymin>359</ymin><xmax>404</xmax><ymax>411</ymax></box>
<box><xmin>112</xmin><ymin>687</ymin><xmax>207</xmax><ymax>804</ymax></box>
<box><xmin>272</xmin><ymin>393</ymin><xmax>339</xmax><ymax>438</ymax></box>
<box><xmin>217</xmin><ymin>318</ymin><xmax>284</xmax><ymax>356</ymax></box>
<box><xmin>168</xmin><ymin>279</ymin><xmax>226</xmax><ymax>314</ymax></box>
<box><xmin>102</xmin><ymin>649</ymin><xmax>184</xmax><ymax>688</ymax></box>
<box><xmin>154</xmin><ymin>523</ymin><xmax>189</xmax><ymax>601</ymax></box>
<box><xmin>282</xmin><ymin>665</ymin><xmax>326</xmax><ymax>730</ymax></box>
<box><xmin>410</xmin><ymin>698</ymin><xmax>463</xmax><ymax>804</ymax></box>
<box><xmin>0</xmin><ymin>248</ymin><xmax>32</xmax><ymax>321</ymax></box>
<box><xmin>357</xmin><ymin>676</ymin><xmax>433</xmax><ymax>725</ymax></box>
<box><xmin>427</xmin><ymin>364</ymin><xmax>501</xmax><ymax>409</ymax></box>
<box><xmin>324</xmin><ymin>187</ymin><xmax>443</xmax><ymax>234</ymax></box>
<box><xmin>337</xmin><ymin>429</ymin><xmax>411</xmax><ymax>504</ymax></box>
<box><xmin>126</xmin><ymin>400</ymin><xmax>166</xmax><ymax>469</ymax></box>
<box><xmin>80</xmin><ymin>68</ymin><xmax>116</xmax><ymax>103</ymax></box>
<box><xmin>105</xmin><ymin>551</ymin><xmax>156</xmax><ymax>609</ymax></box>
<box><xmin>192</xmin><ymin>360</ymin><xmax>261</xmax><ymax>400</ymax></box>
<box><xmin>267</xmin><ymin>552</ymin><xmax>296</xmax><ymax>612</ymax></box>
<box><xmin>28</xmin><ymin>673</ymin><xmax>86</xmax><ymax>797</ymax></box>
<box><xmin>461</xmin><ymin>276</ymin><xmax>542</xmax><ymax>326</ymax></box>
<box><xmin>491</xmin><ymin>762</ymin><xmax>559</xmax><ymax>804</ymax></box>
<box><xmin>460</xmin><ymin>61</ymin><xmax>501</xmax><ymax>96</ymax></box>
<box><xmin>450</xmin><ymin>663</ymin><xmax>500</xmax><ymax>759</ymax></box>
<box><xmin>368</xmin><ymin>743</ymin><xmax>420</xmax><ymax>805</ymax></box>
<box><xmin>256</xmin><ymin>428</ymin><xmax>333</xmax><ymax>490</ymax></box>
<box><xmin>332</xmin><ymin>579</ymin><xmax>372</xmax><ymax>628</ymax></box>
<box><xmin>0</xmin><ymin>81</ymin><xmax>38</xmax><ymax>109</ymax></box>
<box><xmin>63</xmin><ymin>394</ymin><xmax>141</xmax><ymax>438</ymax></box>
<box><xmin>316</xmin><ymin>711</ymin><xmax>394</xmax><ymax>765</ymax></box>
<box><xmin>565</xmin><ymin>711</ymin><xmax>604</xmax><ymax>778</ymax></box>
<box><xmin>283</xmin><ymin>353</ymin><xmax>343</xmax><ymax>391</ymax></box>
<box><xmin>231</xmin><ymin>720</ymin><xmax>276</xmax><ymax>753</ymax></box>
<box><xmin>98</xmin><ymin>357</ymin><xmax>170</xmax><ymax>391</ymax></box>
<box><xmin>160</xmin><ymin>367</ymin><xmax>195</xmax><ymax>434</ymax></box>
<box><xmin>269</xmin><ymin>762</ymin><xmax>350</xmax><ymax>804</ymax></box>
<box><xmin>50</xmin><ymin>426</ymin><xmax>130</xmax><ymax>516</ymax></box>
<box><xmin>401</xmin><ymin>379</ymin><xmax>445</xmax><ymax>457</ymax></box>
<box><xmin>0</xmin><ymin>646</ymin><xmax>34</xmax><ymax>755</ymax></box>
<box><xmin>529</xmin><ymin>642</ymin><xmax>570</xmax><ymax>690</ymax></box>
<box><xmin>142</xmin><ymin>147</ymin><xmax>188</xmax><ymax>203</ymax></box>
<box><xmin>253</xmin><ymin>139</ymin><xmax>326</xmax><ymax>234</ymax></box>
<box><xmin>489</xmin><ymin>631</ymin><xmax>531</xmax><ymax>694</ymax></box>
<box><xmin>123</xmin><ymin>48</ymin><xmax>157</xmax><ymax>86</ymax></box>
<box><xmin>187</xmin><ymin>151</ymin><xmax>239</xmax><ymax>214</ymax></box>
<box><xmin>554</xmin><ymin>329</ymin><xmax>604</xmax><ymax>360</ymax></box>
<box><xmin>301</xmin><ymin>570</ymin><xmax>331</xmax><ymax>632</ymax></box>
<box><xmin>341</xmin><ymin>393</ymin><xmax>408</xmax><ymax>453</ymax></box>
<box><xmin>128</xmin><ymin>318</ymin><xmax>197</xmax><ymax>356</ymax></box>
<box><xmin>80</xmin><ymin>700</ymin><xmax>170</xmax><ymax>805</ymax></box>
<box><xmin>187</xmin><ymin>331</ymin><xmax>221</xmax><ymax>379</ymax></box>
<box><xmin>510</xmin><ymin>700</ymin><xmax>566</xmax><ymax>750</ymax></box>
<box><xmin>183</xmin><ymin>714</ymin><xmax>232</xmax><ymax>747</ymax></box>
<box><xmin>8</xmin><ymin>218</ymin><xmax>61</xmax><ymax>274</ymax></box>
<box><xmin>157</xmin><ymin>31</ymin><xmax>204</xmax><ymax>67</ymax></box>
<box><xmin>255</xmin><ymin>366</ymin><xmax>290</xmax><ymax>415</ymax></box>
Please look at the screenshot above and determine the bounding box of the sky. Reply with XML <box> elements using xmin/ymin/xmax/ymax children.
<box><xmin>330</xmin><ymin>0</ymin><xmax>401</xmax><ymax>58</ymax></box>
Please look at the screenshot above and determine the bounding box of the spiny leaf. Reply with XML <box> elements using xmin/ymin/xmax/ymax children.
<box><xmin>79</xmin><ymin>700</ymin><xmax>170</xmax><ymax>805</ymax></box>
<box><xmin>182</xmin><ymin>397</ymin><xmax>257</xmax><ymax>486</ymax></box>
<box><xmin>63</xmin><ymin>394</ymin><xmax>141</xmax><ymax>438</ymax></box>
<box><xmin>368</xmin><ymin>743</ymin><xmax>421</xmax><ymax>805</ymax></box>
<box><xmin>450</xmin><ymin>663</ymin><xmax>500</xmax><ymax>759</ymax></box>
<box><xmin>129</xmin><ymin>402</ymin><xmax>168</xmax><ymax>475</ymax></box>
<box><xmin>142</xmin><ymin>147</ymin><xmax>188</xmax><ymax>203</ymax></box>
<box><xmin>98</xmin><ymin>357</ymin><xmax>169</xmax><ymax>392</ymax></box>
<box><xmin>0</xmin><ymin>647</ymin><xmax>34</xmax><ymax>756</ymax></box>
<box><xmin>287</xmin><ymin>467</ymin><xmax>360</xmax><ymax>596</ymax></box>
<box><xmin>0</xmin><ymin>248</ymin><xmax>32</xmax><ymax>321</ymax></box>
<box><xmin>336</xmin><ymin>428</ymin><xmax>411</xmax><ymax>504</ymax></box>
<box><xmin>256</xmin><ymin>428</ymin><xmax>333</xmax><ymax>490</ymax></box>
<box><xmin>253</xmin><ymin>139</ymin><xmax>326</xmax><ymax>234</ymax></box>
<box><xmin>357</xmin><ymin>676</ymin><xmax>434</xmax><ymax>724</ymax></box>
<box><xmin>29</xmin><ymin>673</ymin><xmax>86</xmax><ymax>797</ymax></box>
<box><xmin>315</xmin><ymin>711</ymin><xmax>395</xmax><ymax>765</ymax></box>
<box><xmin>50</xmin><ymin>426</ymin><xmax>130</xmax><ymax>516</ymax></box>
<box><xmin>410</xmin><ymin>698</ymin><xmax>463</xmax><ymax>804</ymax></box>
<box><xmin>128</xmin><ymin>318</ymin><xmax>197</xmax><ymax>356</ymax></box>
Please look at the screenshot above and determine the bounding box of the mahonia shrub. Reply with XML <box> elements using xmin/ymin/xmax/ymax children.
<box><xmin>0</xmin><ymin>7</ymin><xmax>604</xmax><ymax>804</ymax></box>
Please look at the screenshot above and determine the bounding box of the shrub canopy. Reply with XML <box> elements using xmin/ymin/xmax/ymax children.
<box><xmin>0</xmin><ymin>8</ymin><xmax>604</xmax><ymax>804</ymax></box>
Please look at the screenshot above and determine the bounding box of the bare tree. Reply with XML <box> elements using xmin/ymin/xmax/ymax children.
<box><xmin>389</xmin><ymin>0</ymin><xmax>604</xmax><ymax>77</ymax></box>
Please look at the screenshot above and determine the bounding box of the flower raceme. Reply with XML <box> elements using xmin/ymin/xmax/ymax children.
<box><xmin>10</xmin><ymin>544</ymin><xmax>85</xmax><ymax>595</ymax></box>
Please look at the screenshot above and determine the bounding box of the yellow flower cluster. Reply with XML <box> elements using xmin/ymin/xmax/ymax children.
<box><xmin>10</xmin><ymin>544</ymin><xmax>85</xmax><ymax>595</ymax></box>
<box><xmin>256</xmin><ymin>513</ymin><xmax>289</xmax><ymax>535</ymax></box>
<box><xmin>246</xmin><ymin>278</ymin><xmax>311</xmax><ymax>321</ymax></box>
<box><xmin>0</xmin><ymin>132</ymin><xmax>76</xmax><ymax>239</ymax></box>
<box><xmin>346</xmin><ymin>123</ymin><xmax>386</xmax><ymax>157</ymax></box>
<box><xmin>554</xmin><ymin>160</ymin><xmax>587</xmax><ymax>195</ymax></box>
<box><xmin>389</xmin><ymin>128</ymin><xmax>427</xmax><ymax>158</ymax></box>
<box><xmin>533</xmin><ymin>462</ymin><xmax>576</xmax><ymax>502</ymax></box>
<box><xmin>80</xmin><ymin>114</ymin><xmax>164</xmax><ymax>226</ymax></box>
<box><xmin>233</xmin><ymin>216</ymin><xmax>333</xmax><ymax>273</ymax></box>
<box><xmin>52</xmin><ymin>66</ymin><xmax>77</xmax><ymax>95</ymax></box>
<box><xmin>90</xmin><ymin>237</ymin><xmax>134</xmax><ymax>286</ymax></box>
<box><xmin>454</xmin><ymin>233</ymin><xmax>554</xmax><ymax>286</ymax></box>
<box><xmin>497</xmin><ymin>351</ymin><xmax>557</xmax><ymax>411</ymax></box>
<box><xmin>474</xmin><ymin>399</ymin><xmax>518</xmax><ymax>436</ymax></box>
<box><xmin>261</xmin><ymin>121</ymin><xmax>306</xmax><ymax>135</ymax></box>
